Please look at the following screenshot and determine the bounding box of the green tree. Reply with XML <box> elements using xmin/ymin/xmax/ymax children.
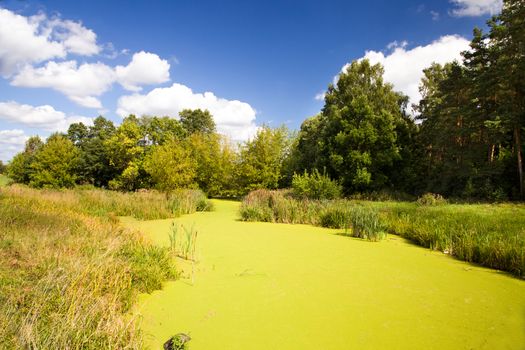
<box><xmin>320</xmin><ymin>59</ymin><xmax>406</xmax><ymax>192</ymax></box>
<box><xmin>68</xmin><ymin>117</ymin><xmax>116</xmax><ymax>187</ymax></box>
<box><xmin>29</xmin><ymin>134</ymin><xmax>80</xmax><ymax>188</ymax></box>
<box><xmin>488</xmin><ymin>0</ymin><xmax>525</xmax><ymax>197</ymax></box>
<box><xmin>237</xmin><ymin>126</ymin><xmax>290</xmax><ymax>193</ymax></box>
<box><xmin>105</xmin><ymin>115</ymin><xmax>146</xmax><ymax>190</ymax></box>
<box><xmin>6</xmin><ymin>136</ymin><xmax>44</xmax><ymax>184</ymax></box>
<box><xmin>144</xmin><ymin>139</ymin><xmax>196</xmax><ymax>191</ymax></box>
<box><xmin>179</xmin><ymin>109</ymin><xmax>216</xmax><ymax>135</ymax></box>
<box><xmin>139</xmin><ymin>116</ymin><xmax>185</xmax><ymax>145</ymax></box>
<box><xmin>187</xmin><ymin>133</ymin><xmax>237</xmax><ymax>196</ymax></box>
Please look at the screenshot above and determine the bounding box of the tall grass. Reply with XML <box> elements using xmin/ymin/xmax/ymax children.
<box><xmin>0</xmin><ymin>185</ymin><xmax>178</xmax><ymax>349</ymax></box>
<box><xmin>240</xmin><ymin>189</ymin><xmax>525</xmax><ymax>277</ymax></box>
<box><xmin>5</xmin><ymin>185</ymin><xmax>214</xmax><ymax>220</ymax></box>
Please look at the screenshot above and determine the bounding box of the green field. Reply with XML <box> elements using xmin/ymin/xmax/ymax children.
<box><xmin>124</xmin><ymin>200</ymin><xmax>525</xmax><ymax>350</ymax></box>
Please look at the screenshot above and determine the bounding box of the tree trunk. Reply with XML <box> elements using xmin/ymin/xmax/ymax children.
<box><xmin>515</xmin><ymin>126</ymin><xmax>523</xmax><ymax>198</ymax></box>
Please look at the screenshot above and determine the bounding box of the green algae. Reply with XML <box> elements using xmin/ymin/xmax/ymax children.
<box><xmin>122</xmin><ymin>200</ymin><xmax>525</xmax><ymax>350</ymax></box>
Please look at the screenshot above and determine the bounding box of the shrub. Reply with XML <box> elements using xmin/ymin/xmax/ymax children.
<box><xmin>292</xmin><ymin>169</ymin><xmax>342</xmax><ymax>200</ymax></box>
<box><xmin>417</xmin><ymin>193</ymin><xmax>447</xmax><ymax>206</ymax></box>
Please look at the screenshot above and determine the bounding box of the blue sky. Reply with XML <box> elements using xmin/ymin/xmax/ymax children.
<box><xmin>0</xmin><ymin>0</ymin><xmax>501</xmax><ymax>161</ymax></box>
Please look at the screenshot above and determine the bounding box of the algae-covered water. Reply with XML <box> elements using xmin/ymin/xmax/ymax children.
<box><xmin>122</xmin><ymin>200</ymin><xmax>525</xmax><ymax>350</ymax></box>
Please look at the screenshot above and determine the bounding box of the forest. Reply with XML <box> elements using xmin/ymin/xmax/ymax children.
<box><xmin>3</xmin><ymin>0</ymin><xmax>524</xmax><ymax>202</ymax></box>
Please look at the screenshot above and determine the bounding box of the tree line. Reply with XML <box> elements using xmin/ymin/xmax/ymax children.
<box><xmin>5</xmin><ymin>0</ymin><xmax>524</xmax><ymax>200</ymax></box>
<box><xmin>5</xmin><ymin>109</ymin><xmax>291</xmax><ymax>196</ymax></box>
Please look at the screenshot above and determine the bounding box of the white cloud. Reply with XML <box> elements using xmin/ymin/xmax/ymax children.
<box><xmin>11</xmin><ymin>60</ymin><xmax>115</xmax><ymax>108</ymax></box>
<box><xmin>0</xmin><ymin>129</ymin><xmax>28</xmax><ymax>162</ymax></box>
<box><xmin>48</xmin><ymin>18</ymin><xmax>100</xmax><ymax>56</ymax></box>
<box><xmin>10</xmin><ymin>51</ymin><xmax>172</xmax><ymax>108</ymax></box>
<box><xmin>314</xmin><ymin>92</ymin><xmax>325</xmax><ymax>101</ymax></box>
<box><xmin>117</xmin><ymin>83</ymin><xmax>258</xmax><ymax>141</ymax></box>
<box><xmin>450</xmin><ymin>0</ymin><xmax>502</xmax><ymax>17</ymax></box>
<box><xmin>116</xmin><ymin>51</ymin><xmax>170</xmax><ymax>91</ymax></box>
<box><xmin>353</xmin><ymin>35</ymin><xmax>470</xmax><ymax>107</ymax></box>
<box><xmin>0</xmin><ymin>101</ymin><xmax>92</xmax><ymax>132</ymax></box>
<box><xmin>0</xmin><ymin>8</ymin><xmax>100</xmax><ymax>77</ymax></box>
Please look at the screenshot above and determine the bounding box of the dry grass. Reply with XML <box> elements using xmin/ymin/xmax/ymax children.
<box><xmin>0</xmin><ymin>185</ymin><xmax>178</xmax><ymax>349</ymax></box>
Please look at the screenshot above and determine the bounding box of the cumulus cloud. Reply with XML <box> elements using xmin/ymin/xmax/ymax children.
<box><xmin>10</xmin><ymin>51</ymin><xmax>172</xmax><ymax>108</ymax></box>
<box><xmin>116</xmin><ymin>51</ymin><xmax>170</xmax><ymax>91</ymax></box>
<box><xmin>48</xmin><ymin>18</ymin><xmax>100</xmax><ymax>56</ymax></box>
<box><xmin>0</xmin><ymin>8</ymin><xmax>100</xmax><ymax>77</ymax></box>
<box><xmin>354</xmin><ymin>35</ymin><xmax>470</xmax><ymax>107</ymax></box>
<box><xmin>0</xmin><ymin>101</ymin><xmax>92</xmax><ymax>132</ymax></box>
<box><xmin>117</xmin><ymin>83</ymin><xmax>258</xmax><ymax>141</ymax></box>
<box><xmin>11</xmin><ymin>60</ymin><xmax>115</xmax><ymax>108</ymax></box>
<box><xmin>0</xmin><ymin>129</ymin><xmax>29</xmax><ymax>161</ymax></box>
<box><xmin>449</xmin><ymin>0</ymin><xmax>502</xmax><ymax>17</ymax></box>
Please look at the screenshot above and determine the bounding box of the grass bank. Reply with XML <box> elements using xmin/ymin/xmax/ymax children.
<box><xmin>0</xmin><ymin>185</ymin><xmax>206</xmax><ymax>349</ymax></box>
<box><xmin>240</xmin><ymin>190</ymin><xmax>525</xmax><ymax>277</ymax></box>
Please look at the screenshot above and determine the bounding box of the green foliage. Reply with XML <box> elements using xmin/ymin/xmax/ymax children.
<box><xmin>187</xmin><ymin>133</ymin><xmax>237</xmax><ymax>196</ymax></box>
<box><xmin>104</xmin><ymin>116</ymin><xmax>145</xmax><ymax>190</ymax></box>
<box><xmin>0</xmin><ymin>174</ymin><xmax>11</xmax><ymax>187</ymax></box>
<box><xmin>292</xmin><ymin>169</ymin><xmax>341</xmax><ymax>200</ymax></box>
<box><xmin>237</xmin><ymin>126</ymin><xmax>291</xmax><ymax>194</ymax></box>
<box><xmin>144</xmin><ymin>139</ymin><xmax>197</xmax><ymax>191</ymax></box>
<box><xmin>414</xmin><ymin>0</ymin><xmax>525</xmax><ymax>199</ymax></box>
<box><xmin>29</xmin><ymin>134</ymin><xmax>80</xmax><ymax>188</ymax></box>
<box><xmin>68</xmin><ymin>116</ymin><xmax>116</xmax><ymax>187</ymax></box>
<box><xmin>6</xmin><ymin>136</ymin><xmax>43</xmax><ymax>184</ymax></box>
<box><xmin>179</xmin><ymin>108</ymin><xmax>216</xmax><ymax>135</ymax></box>
<box><xmin>320</xmin><ymin>59</ymin><xmax>407</xmax><ymax>192</ymax></box>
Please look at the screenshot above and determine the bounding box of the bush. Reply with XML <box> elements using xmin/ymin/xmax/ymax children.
<box><xmin>292</xmin><ymin>169</ymin><xmax>341</xmax><ymax>200</ymax></box>
<box><xmin>417</xmin><ymin>193</ymin><xmax>447</xmax><ymax>206</ymax></box>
